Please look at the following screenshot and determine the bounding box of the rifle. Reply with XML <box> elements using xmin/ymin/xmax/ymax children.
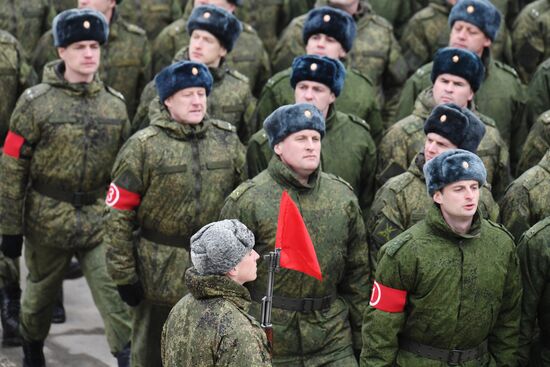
<box><xmin>260</xmin><ymin>248</ymin><xmax>280</xmax><ymax>356</ymax></box>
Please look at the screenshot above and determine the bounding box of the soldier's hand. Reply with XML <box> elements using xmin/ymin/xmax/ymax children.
<box><xmin>117</xmin><ymin>281</ymin><xmax>144</xmax><ymax>307</ymax></box>
<box><xmin>1</xmin><ymin>235</ymin><xmax>23</xmax><ymax>258</ymax></box>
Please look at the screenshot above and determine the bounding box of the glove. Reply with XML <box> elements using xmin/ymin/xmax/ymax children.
<box><xmin>117</xmin><ymin>281</ymin><xmax>144</xmax><ymax>307</ymax></box>
<box><xmin>1</xmin><ymin>235</ymin><xmax>23</xmax><ymax>258</ymax></box>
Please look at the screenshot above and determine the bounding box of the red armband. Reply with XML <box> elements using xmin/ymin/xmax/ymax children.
<box><xmin>369</xmin><ymin>280</ymin><xmax>407</xmax><ymax>313</ymax></box>
<box><xmin>3</xmin><ymin>131</ymin><xmax>25</xmax><ymax>159</ymax></box>
<box><xmin>105</xmin><ymin>183</ymin><xmax>141</xmax><ymax>210</ymax></box>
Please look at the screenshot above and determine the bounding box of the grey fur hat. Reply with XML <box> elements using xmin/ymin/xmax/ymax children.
<box><xmin>302</xmin><ymin>6</ymin><xmax>356</xmax><ymax>52</ymax></box>
<box><xmin>263</xmin><ymin>103</ymin><xmax>325</xmax><ymax>149</ymax></box>
<box><xmin>53</xmin><ymin>8</ymin><xmax>109</xmax><ymax>47</ymax></box>
<box><xmin>431</xmin><ymin>47</ymin><xmax>485</xmax><ymax>92</ymax></box>
<box><xmin>424</xmin><ymin>149</ymin><xmax>487</xmax><ymax>196</ymax></box>
<box><xmin>190</xmin><ymin>219</ymin><xmax>255</xmax><ymax>275</ymax></box>
<box><xmin>187</xmin><ymin>5</ymin><xmax>242</xmax><ymax>52</ymax></box>
<box><xmin>155</xmin><ymin>61</ymin><xmax>213</xmax><ymax>103</ymax></box>
<box><xmin>290</xmin><ymin>55</ymin><xmax>346</xmax><ymax>97</ymax></box>
<box><xmin>449</xmin><ymin>0</ymin><xmax>501</xmax><ymax>41</ymax></box>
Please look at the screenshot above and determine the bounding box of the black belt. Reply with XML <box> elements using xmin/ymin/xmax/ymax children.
<box><xmin>250</xmin><ymin>288</ymin><xmax>335</xmax><ymax>313</ymax></box>
<box><xmin>32</xmin><ymin>181</ymin><xmax>105</xmax><ymax>208</ymax></box>
<box><xmin>399</xmin><ymin>337</ymin><xmax>488</xmax><ymax>365</ymax></box>
<box><xmin>140</xmin><ymin>228</ymin><xmax>189</xmax><ymax>250</ymax></box>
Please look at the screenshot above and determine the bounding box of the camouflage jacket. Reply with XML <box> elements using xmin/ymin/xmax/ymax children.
<box><xmin>517</xmin><ymin>111</ymin><xmax>550</xmax><ymax>174</ymax></box>
<box><xmin>133</xmin><ymin>49</ymin><xmax>255</xmax><ymax>143</ymax></box>
<box><xmin>247</xmin><ymin>105</ymin><xmax>377</xmax><ymax>214</ymax></box>
<box><xmin>367</xmin><ymin>153</ymin><xmax>500</xmax><ymax>269</ymax></box>
<box><xmin>362</xmin><ymin>204</ymin><xmax>521</xmax><ymax>367</ymax></box>
<box><xmin>152</xmin><ymin>15</ymin><xmax>270</xmax><ymax>96</ymax></box>
<box><xmin>368</xmin><ymin>0</ymin><xmax>422</xmax><ymax>38</ymax></box>
<box><xmin>0</xmin><ymin>61</ymin><xmax>130</xmax><ymax>250</ymax></box>
<box><xmin>118</xmin><ymin>0</ymin><xmax>182</xmax><ymax>41</ymax></box>
<box><xmin>499</xmin><ymin>149</ymin><xmax>550</xmax><ymax>241</ymax></box>
<box><xmin>32</xmin><ymin>13</ymin><xmax>152</xmax><ymax>119</ymax></box>
<box><xmin>527</xmin><ymin>57</ymin><xmax>550</xmax><ymax>119</ymax></box>
<box><xmin>517</xmin><ymin>217</ymin><xmax>550</xmax><ymax>367</ymax></box>
<box><xmin>377</xmin><ymin>88</ymin><xmax>512</xmax><ymax>199</ymax></box>
<box><xmin>254</xmin><ymin>65</ymin><xmax>383</xmax><ymax>143</ymax></box>
<box><xmin>104</xmin><ymin>99</ymin><xmax>246</xmax><ymax>305</ymax></box>
<box><xmin>220</xmin><ymin>157</ymin><xmax>370</xmax><ymax>365</ymax></box>
<box><xmin>161</xmin><ymin>267</ymin><xmax>271</xmax><ymax>367</ymax></box>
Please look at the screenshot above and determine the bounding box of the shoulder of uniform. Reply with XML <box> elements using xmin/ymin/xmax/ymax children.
<box><xmin>485</xmin><ymin>219</ymin><xmax>515</xmax><ymax>242</ymax></box>
<box><xmin>477</xmin><ymin>112</ymin><xmax>496</xmax><ymax>128</ymax></box>
<box><xmin>493</xmin><ymin>61</ymin><xmax>520</xmax><ymax>79</ymax></box>
<box><xmin>384</xmin><ymin>232</ymin><xmax>413</xmax><ymax>257</ymax></box>
<box><xmin>22</xmin><ymin>84</ymin><xmax>51</xmax><ymax>102</ymax></box>
<box><xmin>348</xmin><ymin>67</ymin><xmax>376</xmax><ymax>86</ymax></box>
<box><xmin>0</xmin><ymin>30</ymin><xmax>17</xmax><ymax>45</ymax></box>
<box><xmin>414</xmin><ymin>63</ymin><xmax>432</xmax><ymax>77</ymax></box>
<box><xmin>210</xmin><ymin>119</ymin><xmax>237</xmax><ymax>133</ymax></box>
<box><xmin>134</xmin><ymin>125</ymin><xmax>161</xmax><ymax>142</ymax></box>
<box><xmin>538</xmin><ymin>110</ymin><xmax>550</xmax><ymax>124</ymax></box>
<box><xmin>227</xmin><ymin>180</ymin><xmax>256</xmax><ymax>201</ymax></box>
<box><xmin>387</xmin><ymin>172</ymin><xmax>416</xmax><ymax>193</ymax></box>
<box><xmin>521</xmin><ymin>217</ymin><xmax>550</xmax><ymax>242</ymax></box>
<box><xmin>105</xmin><ymin>85</ymin><xmax>126</xmax><ymax>102</ymax></box>
<box><xmin>250</xmin><ymin>129</ymin><xmax>269</xmax><ymax>145</ymax></box>
<box><xmin>415</xmin><ymin>5</ymin><xmax>437</xmax><ymax>20</ymax></box>
<box><xmin>345</xmin><ymin>112</ymin><xmax>371</xmax><ymax>132</ymax></box>
<box><xmin>324</xmin><ymin>172</ymin><xmax>355</xmax><ymax>193</ymax></box>
<box><xmin>166</xmin><ymin>19</ymin><xmax>187</xmax><ymax>37</ymax></box>
<box><xmin>265</xmin><ymin>69</ymin><xmax>291</xmax><ymax>88</ymax></box>
<box><xmin>527</xmin><ymin>1</ymin><xmax>550</xmax><ymax>20</ymax></box>
<box><xmin>119</xmin><ymin>19</ymin><xmax>147</xmax><ymax>36</ymax></box>
<box><xmin>240</xmin><ymin>21</ymin><xmax>258</xmax><ymax>35</ymax></box>
<box><xmin>522</xmin><ymin>167</ymin><xmax>547</xmax><ymax>190</ymax></box>
<box><xmin>369</xmin><ymin>14</ymin><xmax>394</xmax><ymax>30</ymax></box>
<box><xmin>227</xmin><ymin>69</ymin><xmax>250</xmax><ymax>84</ymax></box>
<box><xmin>540</xmin><ymin>58</ymin><xmax>550</xmax><ymax>70</ymax></box>
<box><xmin>400</xmin><ymin>116</ymin><xmax>424</xmax><ymax>135</ymax></box>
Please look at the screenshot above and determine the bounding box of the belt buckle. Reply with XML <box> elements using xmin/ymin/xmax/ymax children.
<box><xmin>301</xmin><ymin>298</ymin><xmax>314</xmax><ymax>313</ymax></box>
<box><xmin>447</xmin><ymin>349</ymin><xmax>462</xmax><ymax>366</ymax></box>
<box><xmin>73</xmin><ymin>192</ymin><xmax>84</xmax><ymax>208</ymax></box>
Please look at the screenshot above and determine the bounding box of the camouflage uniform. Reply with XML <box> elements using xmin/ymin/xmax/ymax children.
<box><xmin>118</xmin><ymin>0</ymin><xmax>182</xmax><ymax>40</ymax></box>
<box><xmin>0</xmin><ymin>0</ymin><xmax>55</xmax><ymax>54</ymax></box>
<box><xmin>367</xmin><ymin>153</ymin><xmax>500</xmax><ymax>268</ymax></box>
<box><xmin>377</xmin><ymin>88</ymin><xmax>511</xmax><ymax>199</ymax></box>
<box><xmin>32</xmin><ymin>12</ymin><xmax>152</xmax><ymax>119</ymax></box>
<box><xmin>517</xmin><ymin>216</ymin><xmax>550</xmax><ymax>367</ymax></box>
<box><xmin>247</xmin><ymin>105</ymin><xmax>377</xmax><ymax>214</ymax></box>
<box><xmin>104</xmin><ymin>98</ymin><xmax>246</xmax><ymax>367</ymax></box>
<box><xmin>220</xmin><ymin>157</ymin><xmax>371</xmax><ymax>366</ymax></box>
<box><xmin>368</xmin><ymin>0</ymin><xmax>422</xmax><ymax>38</ymax></box>
<box><xmin>527</xmin><ymin>57</ymin><xmax>550</xmax><ymax>121</ymax></box>
<box><xmin>254</xmin><ymin>65</ymin><xmax>384</xmax><ymax>143</ymax></box>
<box><xmin>499</xmin><ymin>149</ymin><xmax>550</xmax><ymax>241</ymax></box>
<box><xmin>133</xmin><ymin>48</ymin><xmax>255</xmax><ymax>143</ymax></box>
<box><xmin>0</xmin><ymin>61</ymin><xmax>132</xmax><ymax>353</ymax></box>
<box><xmin>161</xmin><ymin>267</ymin><xmax>271</xmax><ymax>367</ymax></box>
<box><xmin>52</xmin><ymin>0</ymin><xmax>75</xmax><ymax>13</ymax></box>
<box><xmin>517</xmin><ymin>112</ymin><xmax>550</xmax><ymax>174</ymax></box>
<box><xmin>362</xmin><ymin>204</ymin><xmax>521</xmax><ymax>366</ymax></box>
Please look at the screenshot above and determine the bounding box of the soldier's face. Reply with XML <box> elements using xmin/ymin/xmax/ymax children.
<box><xmin>306</xmin><ymin>34</ymin><xmax>347</xmax><ymax>60</ymax></box>
<box><xmin>230</xmin><ymin>250</ymin><xmax>260</xmax><ymax>284</ymax></box>
<box><xmin>433</xmin><ymin>74</ymin><xmax>474</xmax><ymax>107</ymax></box>
<box><xmin>449</xmin><ymin>20</ymin><xmax>492</xmax><ymax>56</ymax></box>
<box><xmin>193</xmin><ymin>0</ymin><xmax>236</xmax><ymax>13</ymax></box>
<box><xmin>189</xmin><ymin>30</ymin><xmax>227</xmax><ymax>67</ymax></box>
<box><xmin>433</xmin><ymin>180</ymin><xmax>480</xmax><ymax>220</ymax></box>
<box><xmin>164</xmin><ymin>87</ymin><xmax>207</xmax><ymax>125</ymax></box>
<box><xmin>294</xmin><ymin>81</ymin><xmax>336</xmax><ymax>118</ymax></box>
<box><xmin>78</xmin><ymin>0</ymin><xmax>116</xmax><ymax>16</ymax></box>
<box><xmin>274</xmin><ymin>129</ymin><xmax>321</xmax><ymax>182</ymax></box>
<box><xmin>424</xmin><ymin>133</ymin><xmax>457</xmax><ymax>162</ymax></box>
<box><xmin>57</xmin><ymin>40</ymin><xmax>101</xmax><ymax>82</ymax></box>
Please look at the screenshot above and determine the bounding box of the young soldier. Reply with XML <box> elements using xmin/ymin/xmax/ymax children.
<box><xmin>0</xmin><ymin>9</ymin><xmax>132</xmax><ymax>366</ymax></box>
<box><xmin>362</xmin><ymin>149</ymin><xmax>521</xmax><ymax>366</ymax></box>
<box><xmin>221</xmin><ymin>103</ymin><xmax>370</xmax><ymax>366</ymax></box>
<box><xmin>161</xmin><ymin>220</ymin><xmax>271</xmax><ymax>366</ymax></box>
<box><xmin>104</xmin><ymin>61</ymin><xmax>246</xmax><ymax>367</ymax></box>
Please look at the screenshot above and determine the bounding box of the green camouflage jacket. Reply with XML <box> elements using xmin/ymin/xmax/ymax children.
<box><xmin>517</xmin><ymin>216</ymin><xmax>550</xmax><ymax>367</ymax></box>
<box><xmin>517</xmin><ymin>111</ymin><xmax>550</xmax><ymax>174</ymax></box>
<box><xmin>161</xmin><ymin>267</ymin><xmax>271</xmax><ymax>367</ymax></box>
<box><xmin>32</xmin><ymin>13</ymin><xmax>151</xmax><ymax>119</ymax></box>
<box><xmin>0</xmin><ymin>61</ymin><xmax>130</xmax><ymax>250</ymax></box>
<box><xmin>220</xmin><ymin>157</ymin><xmax>370</xmax><ymax>365</ymax></box>
<box><xmin>377</xmin><ymin>88</ymin><xmax>511</xmax><ymax>198</ymax></box>
<box><xmin>104</xmin><ymin>99</ymin><xmax>246</xmax><ymax>305</ymax></box>
<box><xmin>367</xmin><ymin>153</ymin><xmax>500</xmax><ymax>269</ymax></box>
<box><xmin>361</xmin><ymin>204</ymin><xmax>521</xmax><ymax>367</ymax></box>
<box><xmin>118</xmin><ymin>0</ymin><xmax>182</xmax><ymax>40</ymax></box>
<box><xmin>499</xmin><ymin>149</ymin><xmax>550</xmax><ymax>241</ymax></box>
<box><xmin>368</xmin><ymin>0</ymin><xmax>422</xmax><ymax>38</ymax></box>
<box><xmin>527</xmin><ymin>58</ymin><xmax>550</xmax><ymax>120</ymax></box>
<box><xmin>254</xmin><ymin>65</ymin><xmax>383</xmax><ymax>143</ymax></box>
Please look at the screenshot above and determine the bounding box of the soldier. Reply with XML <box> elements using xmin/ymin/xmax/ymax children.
<box><xmin>161</xmin><ymin>219</ymin><xmax>271</xmax><ymax>367</ymax></box>
<box><xmin>32</xmin><ymin>0</ymin><xmax>151</xmax><ymax>119</ymax></box>
<box><xmin>0</xmin><ymin>9</ymin><xmax>132</xmax><ymax>366</ymax></box>
<box><xmin>517</xmin><ymin>110</ymin><xmax>550</xmax><ymax>174</ymax></box>
<box><xmin>395</xmin><ymin>0</ymin><xmax>528</xmax><ymax>168</ymax></box>
<box><xmin>52</xmin><ymin>0</ymin><xmax>76</xmax><ymax>13</ymax></box>
<box><xmin>254</xmin><ymin>6</ymin><xmax>384</xmax><ymax>143</ymax></box>
<box><xmin>220</xmin><ymin>103</ymin><xmax>371</xmax><ymax>365</ymax></box>
<box><xmin>517</xmin><ymin>216</ymin><xmax>550</xmax><ymax>367</ymax></box>
<box><xmin>368</xmin><ymin>103</ymin><xmax>500</xmax><ymax>268</ymax></box>
<box><xmin>248</xmin><ymin>55</ymin><xmax>377</xmax><ymax>215</ymax></box>
<box><xmin>527</xmin><ymin>58</ymin><xmax>550</xmax><ymax>121</ymax></box>
<box><xmin>499</xmin><ymin>149</ymin><xmax>550</xmax><ymax>241</ymax></box>
<box><xmin>377</xmin><ymin>47</ymin><xmax>511</xmax><ymax>199</ymax></box>
<box><xmin>117</xmin><ymin>0</ymin><xmax>182</xmax><ymax>40</ymax></box>
<box><xmin>361</xmin><ymin>149</ymin><xmax>521</xmax><ymax>366</ymax></box>
<box><xmin>368</xmin><ymin>0</ymin><xmax>422</xmax><ymax>38</ymax></box>
<box><xmin>132</xmin><ymin>5</ymin><xmax>255</xmax><ymax>143</ymax></box>
<box><xmin>104</xmin><ymin>61</ymin><xmax>246</xmax><ymax>367</ymax></box>
<box><xmin>153</xmin><ymin>0</ymin><xmax>271</xmax><ymax>97</ymax></box>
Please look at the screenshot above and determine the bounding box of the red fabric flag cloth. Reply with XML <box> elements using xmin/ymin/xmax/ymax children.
<box><xmin>275</xmin><ymin>190</ymin><xmax>322</xmax><ymax>281</ymax></box>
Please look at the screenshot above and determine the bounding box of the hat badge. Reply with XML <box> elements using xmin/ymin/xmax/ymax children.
<box><xmin>203</xmin><ymin>11</ymin><xmax>211</xmax><ymax>19</ymax></box>
<box><xmin>323</xmin><ymin>14</ymin><xmax>331</xmax><ymax>22</ymax></box>
<box><xmin>452</xmin><ymin>55</ymin><xmax>460</xmax><ymax>63</ymax></box>
<box><xmin>310</xmin><ymin>63</ymin><xmax>318</xmax><ymax>71</ymax></box>
<box><xmin>83</xmin><ymin>20</ymin><xmax>91</xmax><ymax>29</ymax></box>
<box><xmin>467</xmin><ymin>5</ymin><xmax>475</xmax><ymax>13</ymax></box>
<box><xmin>462</xmin><ymin>161</ymin><xmax>470</xmax><ymax>169</ymax></box>
<box><xmin>304</xmin><ymin>110</ymin><xmax>312</xmax><ymax>118</ymax></box>
<box><xmin>440</xmin><ymin>114</ymin><xmax>447</xmax><ymax>123</ymax></box>
<box><xmin>192</xmin><ymin>67</ymin><xmax>199</xmax><ymax>75</ymax></box>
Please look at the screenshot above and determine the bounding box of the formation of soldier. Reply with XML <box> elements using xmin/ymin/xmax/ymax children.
<box><xmin>0</xmin><ymin>0</ymin><xmax>549</xmax><ymax>366</ymax></box>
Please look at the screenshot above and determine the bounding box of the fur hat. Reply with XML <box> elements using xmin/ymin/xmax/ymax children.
<box><xmin>424</xmin><ymin>103</ymin><xmax>485</xmax><ymax>153</ymax></box>
<box><xmin>264</xmin><ymin>103</ymin><xmax>325</xmax><ymax>149</ymax></box>
<box><xmin>424</xmin><ymin>149</ymin><xmax>487</xmax><ymax>196</ymax></box>
<box><xmin>187</xmin><ymin>5</ymin><xmax>242</xmax><ymax>52</ymax></box>
<box><xmin>449</xmin><ymin>0</ymin><xmax>501</xmax><ymax>41</ymax></box>
<box><xmin>191</xmin><ymin>219</ymin><xmax>255</xmax><ymax>275</ymax></box>
<box><xmin>302</xmin><ymin>6</ymin><xmax>356</xmax><ymax>52</ymax></box>
<box><xmin>431</xmin><ymin>47</ymin><xmax>485</xmax><ymax>92</ymax></box>
<box><xmin>155</xmin><ymin>61</ymin><xmax>213</xmax><ymax>103</ymax></box>
<box><xmin>290</xmin><ymin>55</ymin><xmax>346</xmax><ymax>96</ymax></box>
<box><xmin>53</xmin><ymin>8</ymin><xmax>109</xmax><ymax>47</ymax></box>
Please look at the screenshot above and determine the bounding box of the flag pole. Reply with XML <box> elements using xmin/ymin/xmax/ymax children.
<box><xmin>261</xmin><ymin>248</ymin><xmax>280</xmax><ymax>356</ymax></box>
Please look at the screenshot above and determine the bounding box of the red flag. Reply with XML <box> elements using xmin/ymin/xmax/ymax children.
<box><xmin>275</xmin><ymin>191</ymin><xmax>322</xmax><ymax>281</ymax></box>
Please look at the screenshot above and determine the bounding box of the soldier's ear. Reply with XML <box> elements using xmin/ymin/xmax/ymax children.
<box><xmin>433</xmin><ymin>190</ymin><xmax>444</xmax><ymax>205</ymax></box>
<box><xmin>274</xmin><ymin>142</ymin><xmax>283</xmax><ymax>156</ymax></box>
